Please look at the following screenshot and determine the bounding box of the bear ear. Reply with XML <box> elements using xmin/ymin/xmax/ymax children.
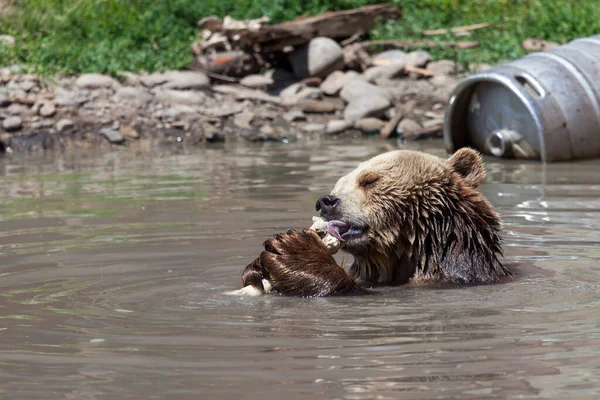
<box><xmin>447</xmin><ymin>148</ymin><xmax>486</xmax><ymax>188</ymax></box>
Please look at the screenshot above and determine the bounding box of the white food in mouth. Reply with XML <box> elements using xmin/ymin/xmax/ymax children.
<box><xmin>309</xmin><ymin>216</ymin><xmax>342</xmax><ymax>254</ymax></box>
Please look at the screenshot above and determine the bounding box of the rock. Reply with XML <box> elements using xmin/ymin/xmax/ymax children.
<box><xmin>7</xmin><ymin>103</ymin><xmax>28</xmax><ymax>115</ymax></box>
<box><xmin>120</xmin><ymin>124</ymin><xmax>139</xmax><ymax>139</ymax></box>
<box><xmin>240</xmin><ymin>74</ymin><xmax>274</xmax><ymax>89</ymax></box>
<box><xmin>6</xmin><ymin>65</ymin><xmax>20</xmax><ymax>74</ymax></box>
<box><xmin>117</xmin><ymin>71</ymin><xmax>140</xmax><ymax>86</ymax></box>
<box><xmin>298</xmin><ymin>99</ymin><xmax>341</xmax><ymax>113</ymax></box>
<box><xmin>294</xmin><ymin>87</ymin><xmax>321</xmax><ymax>100</ymax></box>
<box><xmin>99</xmin><ymin>128</ymin><xmax>124</xmax><ymax>144</ymax></box>
<box><xmin>301</xmin><ymin>123</ymin><xmax>325</xmax><ymax>133</ymax></box>
<box><xmin>326</xmin><ymin>120</ymin><xmax>353</xmax><ymax>135</ymax></box>
<box><xmin>19</xmin><ymin>74</ymin><xmax>38</xmax><ymax>81</ymax></box>
<box><xmin>54</xmin><ymin>87</ymin><xmax>87</xmax><ymax>107</ymax></box>
<box><xmin>154</xmin><ymin>105</ymin><xmax>195</xmax><ymax>120</ymax></box>
<box><xmin>8</xmin><ymin>91</ymin><xmax>26</xmax><ymax>103</ymax></box>
<box><xmin>141</xmin><ymin>71</ymin><xmax>210</xmax><ymax>90</ymax></box>
<box><xmin>233</xmin><ymin>111</ymin><xmax>254</xmax><ymax>129</ymax></box>
<box><xmin>115</xmin><ymin>87</ymin><xmax>153</xmax><ymax>105</ymax></box>
<box><xmin>288</xmin><ymin>37</ymin><xmax>344</xmax><ymax>79</ymax></box>
<box><xmin>320</xmin><ymin>70</ymin><xmax>360</xmax><ymax>96</ymax></box>
<box><xmin>340</xmin><ymin>80</ymin><xmax>392</xmax><ymax>103</ymax></box>
<box><xmin>39</xmin><ymin>103</ymin><xmax>56</xmax><ymax>117</ymax></box>
<box><xmin>363</xmin><ymin>64</ymin><xmax>405</xmax><ymax>82</ymax></box>
<box><xmin>20</xmin><ymin>80</ymin><xmax>36</xmax><ymax>92</ymax></box>
<box><xmin>522</xmin><ymin>38</ymin><xmax>559</xmax><ymax>52</ymax></box>
<box><xmin>384</xmin><ymin>108</ymin><xmax>398</xmax><ymax>120</ymax></box>
<box><xmin>0</xmin><ymin>133</ymin><xmax>12</xmax><ymax>146</ymax></box>
<box><xmin>56</xmin><ymin>119</ymin><xmax>74</xmax><ymax>132</ymax></box>
<box><xmin>260</xmin><ymin>125</ymin><xmax>275</xmax><ymax>135</ymax></box>
<box><xmin>154</xmin><ymin>89</ymin><xmax>205</xmax><ymax>105</ymax></box>
<box><xmin>0</xmin><ymin>93</ymin><xmax>10</xmax><ymax>107</ymax></box>
<box><xmin>397</xmin><ymin>118</ymin><xmax>421</xmax><ymax>135</ymax></box>
<box><xmin>344</xmin><ymin>95</ymin><xmax>391</xmax><ymax>122</ymax></box>
<box><xmin>430</xmin><ymin>75</ymin><xmax>458</xmax><ymax>89</ymax></box>
<box><xmin>372</xmin><ymin>50</ymin><xmax>406</xmax><ymax>66</ymax></box>
<box><xmin>423</xmin><ymin>118</ymin><xmax>444</xmax><ymax>128</ymax></box>
<box><xmin>140</xmin><ymin>73</ymin><xmax>169</xmax><ymax>88</ymax></box>
<box><xmin>282</xmin><ymin>87</ymin><xmax>322</xmax><ymax>104</ymax></box>
<box><xmin>283</xmin><ymin>110</ymin><xmax>306</xmax><ymax>123</ymax></box>
<box><xmin>39</xmin><ymin>119</ymin><xmax>54</xmax><ymax>128</ymax></box>
<box><xmin>76</xmin><ymin>73</ymin><xmax>119</xmax><ymax>89</ymax></box>
<box><xmin>160</xmin><ymin>71</ymin><xmax>210</xmax><ymax>90</ymax></box>
<box><xmin>0</xmin><ymin>35</ymin><xmax>15</xmax><ymax>46</ymax></box>
<box><xmin>405</xmin><ymin>50</ymin><xmax>432</xmax><ymax>67</ymax></box>
<box><xmin>427</xmin><ymin>60</ymin><xmax>461</xmax><ymax>75</ymax></box>
<box><xmin>279</xmin><ymin>82</ymin><xmax>303</xmax><ymax>100</ymax></box>
<box><xmin>2</xmin><ymin>116</ymin><xmax>22</xmax><ymax>131</ymax></box>
<box><xmin>469</xmin><ymin>63</ymin><xmax>492</xmax><ymax>73</ymax></box>
<box><xmin>6</xmin><ymin>81</ymin><xmax>20</xmax><ymax>91</ymax></box>
<box><xmin>355</xmin><ymin>118</ymin><xmax>386</xmax><ymax>133</ymax></box>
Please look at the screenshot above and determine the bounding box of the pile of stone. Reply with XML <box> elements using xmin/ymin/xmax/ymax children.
<box><xmin>0</xmin><ymin>48</ymin><xmax>484</xmax><ymax>152</ymax></box>
<box><xmin>0</xmin><ymin>4</ymin><xmax>491</xmax><ymax>153</ymax></box>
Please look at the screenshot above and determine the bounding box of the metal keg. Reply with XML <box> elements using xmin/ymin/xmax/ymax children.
<box><xmin>444</xmin><ymin>34</ymin><xmax>600</xmax><ymax>162</ymax></box>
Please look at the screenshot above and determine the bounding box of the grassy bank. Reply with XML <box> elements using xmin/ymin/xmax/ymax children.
<box><xmin>0</xmin><ymin>0</ymin><xmax>599</xmax><ymax>75</ymax></box>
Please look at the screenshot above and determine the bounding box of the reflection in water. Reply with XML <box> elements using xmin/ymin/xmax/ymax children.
<box><xmin>1</xmin><ymin>139</ymin><xmax>600</xmax><ymax>399</ymax></box>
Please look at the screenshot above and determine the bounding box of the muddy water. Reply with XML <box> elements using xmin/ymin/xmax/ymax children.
<box><xmin>1</xmin><ymin>139</ymin><xmax>600</xmax><ymax>400</ymax></box>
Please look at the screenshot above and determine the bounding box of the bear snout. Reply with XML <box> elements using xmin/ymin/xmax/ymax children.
<box><xmin>316</xmin><ymin>195</ymin><xmax>340</xmax><ymax>218</ymax></box>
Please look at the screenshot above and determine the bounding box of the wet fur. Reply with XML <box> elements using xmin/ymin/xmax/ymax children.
<box><xmin>241</xmin><ymin>148</ymin><xmax>510</xmax><ymax>297</ymax></box>
<box><xmin>332</xmin><ymin>148</ymin><xmax>510</xmax><ymax>285</ymax></box>
<box><xmin>242</xmin><ymin>229</ymin><xmax>368</xmax><ymax>297</ymax></box>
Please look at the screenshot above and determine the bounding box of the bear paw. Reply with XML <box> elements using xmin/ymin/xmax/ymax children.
<box><xmin>260</xmin><ymin>229</ymin><xmax>367</xmax><ymax>297</ymax></box>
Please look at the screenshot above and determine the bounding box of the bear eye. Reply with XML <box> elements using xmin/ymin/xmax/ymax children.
<box><xmin>359</xmin><ymin>173</ymin><xmax>381</xmax><ymax>189</ymax></box>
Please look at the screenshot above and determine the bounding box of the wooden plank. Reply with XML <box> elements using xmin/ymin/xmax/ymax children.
<box><xmin>423</xmin><ymin>22</ymin><xmax>491</xmax><ymax>36</ymax></box>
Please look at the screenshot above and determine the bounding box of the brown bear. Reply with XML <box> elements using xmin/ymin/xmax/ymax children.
<box><xmin>241</xmin><ymin>148</ymin><xmax>511</xmax><ymax>297</ymax></box>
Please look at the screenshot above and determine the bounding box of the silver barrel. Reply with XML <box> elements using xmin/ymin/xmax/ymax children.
<box><xmin>444</xmin><ymin>34</ymin><xmax>600</xmax><ymax>162</ymax></box>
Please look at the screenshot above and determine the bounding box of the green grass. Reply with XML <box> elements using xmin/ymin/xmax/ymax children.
<box><xmin>0</xmin><ymin>0</ymin><xmax>599</xmax><ymax>76</ymax></box>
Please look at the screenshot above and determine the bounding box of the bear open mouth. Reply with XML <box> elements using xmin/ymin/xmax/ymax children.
<box><xmin>327</xmin><ymin>220</ymin><xmax>365</xmax><ymax>242</ymax></box>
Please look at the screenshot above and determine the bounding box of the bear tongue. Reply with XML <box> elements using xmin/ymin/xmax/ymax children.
<box><xmin>327</xmin><ymin>220</ymin><xmax>350</xmax><ymax>242</ymax></box>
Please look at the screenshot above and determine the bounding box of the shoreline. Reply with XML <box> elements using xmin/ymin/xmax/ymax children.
<box><xmin>0</xmin><ymin>55</ymin><xmax>468</xmax><ymax>154</ymax></box>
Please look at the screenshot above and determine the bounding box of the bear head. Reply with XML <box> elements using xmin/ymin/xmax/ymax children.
<box><xmin>316</xmin><ymin>148</ymin><xmax>510</xmax><ymax>285</ymax></box>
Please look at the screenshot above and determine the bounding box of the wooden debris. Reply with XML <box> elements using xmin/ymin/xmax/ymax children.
<box><xmin>300</xmin><ymin>77</ymin><xmax>322</xmax><ymax>87</ymax></box>
<box><xmin>379</xmin><ymin>99</ymin><xmax>417</xmax><ymax>140</ymax></box>
<box><xmin>423</xmin><ymin>22</ymin><xmax>491</xmax><ymax>36</ymax></box>
<box><xmin>423</xmin><ymin>28</ymin><xmax>449</xmax><ymax>36</ymax></box>
<box><xmin>404</xmin><ymin>65</ymin><xmax>439</xmax><ymax>76</ymax></box>
<box><xmin>340</xmin><ymin>31</ymin><xmax>365</xmax><ymax>46</ymax></box>
<box><xmin>403</xmin><ymin>122</ymin><xmax>443</xmax><ymax>141</ymax></box>
<box><xmin>522</xmin><ymin>38</ymin><xmax>559</xmax><ymax>52</ymax></box>
<box><xmin>202</xmin><ymin>70</ymin><xmax>239</xmax><ymax>83</ymax></box>
<box><xmin>198</xmin><ymin>104</ymin><xmax>245</xmax><ymax>118</ymax></box>
<box><xmin>296</xmin><ymin>99</ymin><xmax>342</xmax><ymax>113</ymax></box>
<box><xmin>203</xmin><ymin>4</ymin><xmax>402</xmax><ymax>52</ymax></box>
<box><xmin>343</xmin><ymin>43</ymin><xmax>372</xmax><ymax>71</ymax></box>
<box><xmin>212</xmin><ymin>85</ymin><xmax>281</xmax><ymax>104</ymax></box>
<box><xmin>379</xmin><ymin>107</ymin><xmax>404</xmax><ymax>140</ymax></box>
